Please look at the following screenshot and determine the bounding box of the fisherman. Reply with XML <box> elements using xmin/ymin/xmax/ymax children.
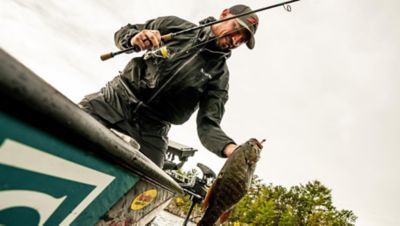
<box><xmin>79</xmin><ymin>4</ymin><xmax>259</xmax><ymax>167</ymax></box>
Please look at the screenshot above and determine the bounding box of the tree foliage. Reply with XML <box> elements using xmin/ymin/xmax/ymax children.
<box><xmin>229</xmin><ymin>175</ymin><xmax>357</xmax><ymax>226</ymax></box>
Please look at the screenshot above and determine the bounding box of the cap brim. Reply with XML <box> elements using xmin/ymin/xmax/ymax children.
<box><xmin>246</xmin><ymin>36</ymin><xmax>255</xmax><ymax>49</ymax></box>
<box><xmin>236</xmin><ymin>18</ymin><xmax>256</xmax><ymax>49</ymax></box>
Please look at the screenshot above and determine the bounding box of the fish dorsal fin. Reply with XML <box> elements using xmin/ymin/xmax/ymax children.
<box><xmin>201</xmin><ymin>178</ymin><xmax>219</xmax><ymax>210</ymax></box>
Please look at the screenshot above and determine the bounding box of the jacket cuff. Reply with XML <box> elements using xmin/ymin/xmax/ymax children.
<box><xmin>121</xmin><ymin>29</ymin><xmax>139</xmax><ymax>49</ymax></box>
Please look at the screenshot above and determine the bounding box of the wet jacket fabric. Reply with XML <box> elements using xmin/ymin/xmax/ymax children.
<box><xmin>92</xmin><ymin>16</ymin><xmax>235</xmax><ymax>157</ymax></box>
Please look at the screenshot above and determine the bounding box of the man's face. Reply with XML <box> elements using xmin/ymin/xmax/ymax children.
<box><xmin>213</xmin><ymin>14</ymin><xmax>250</xmax><ymax>50</ymax></box>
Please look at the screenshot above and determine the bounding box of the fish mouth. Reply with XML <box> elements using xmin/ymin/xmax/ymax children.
<box><xmin>250</xmin><ymin>138</ymin><xmax>265</xmax><ymax>149</ymax></box>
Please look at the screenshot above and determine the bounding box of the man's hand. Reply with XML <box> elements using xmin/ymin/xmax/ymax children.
<box><xmin>130</xmin><ymin>30</ymin><xmax>161</xmax><ymax>51</ymax></box>
<box><xmin>223</xmin><ymin>143</ymin><xmax>238</xmax><ymax>157</ymax></box>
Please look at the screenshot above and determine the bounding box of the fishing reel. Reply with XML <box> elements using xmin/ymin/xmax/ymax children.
<box><xmin>143</xmin><ymin>46</ymin><xmax>170</xmax><ymax>60</ymax></box>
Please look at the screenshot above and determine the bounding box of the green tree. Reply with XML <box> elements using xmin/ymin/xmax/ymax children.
<box><xmin>229</xmin><ymin>177</ymin><xmax>357</xmax><ymax>225</ymax></box>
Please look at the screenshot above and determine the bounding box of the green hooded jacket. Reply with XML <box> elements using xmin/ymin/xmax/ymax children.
<box><xmin>103</xmin><ymin>16</ymin><xmax>235</xmax><ymax>157</ymax></box>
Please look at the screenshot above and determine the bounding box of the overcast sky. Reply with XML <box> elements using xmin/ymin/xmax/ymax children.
<box><xmin>1</xmin><ymin>0</ymin><xmax>400</xmax><ymax>225</ymax></box>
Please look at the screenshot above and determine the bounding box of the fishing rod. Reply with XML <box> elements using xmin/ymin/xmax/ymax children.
<box><xmin>100</xmin><ymin>0</ymin><xmax>300</xmax><ymax>61</ymax></box>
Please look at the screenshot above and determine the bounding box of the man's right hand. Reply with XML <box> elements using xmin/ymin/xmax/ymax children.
<box><xmin>130</xmin><ymin>30</ymin><xmax>161</xmax><ymax>51</ymax></box>
<box><xmin>223</xmin><ymin>143</ymin><xmax>238</xmax><ymax>157</ymax></box>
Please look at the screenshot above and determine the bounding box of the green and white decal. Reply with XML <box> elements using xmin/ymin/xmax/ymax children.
<box><xmin>0</xmin><ymin>112</ymin><xmax>139</xmax><ymax>226</ymax></box>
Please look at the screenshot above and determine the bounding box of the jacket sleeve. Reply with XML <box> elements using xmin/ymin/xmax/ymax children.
<box><xmin>196</xmin><ymin>64</ymin><xmax>235</xmax><ymax>158</ymax></box>
<box><xmin>114</xmin><ymin>22</ymin><xmax>143</xmax><ymax>50</ymax></box>
<box><xmin>114</xmin><ymin>16</ymin><xmax>195</xmax><ymax>50</ymax></box>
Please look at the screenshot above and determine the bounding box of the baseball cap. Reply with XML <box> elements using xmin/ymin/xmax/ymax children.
<box><xmin>229</xmin><ymin>4</ymin><xmax>259</xmax><ymax>49</ymax></box>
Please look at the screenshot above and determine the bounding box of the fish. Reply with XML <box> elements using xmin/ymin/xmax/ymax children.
<box><xmin>197</xmin><ymin>138</ymin><xmax>264</xmax><ymax>226</ymax></box>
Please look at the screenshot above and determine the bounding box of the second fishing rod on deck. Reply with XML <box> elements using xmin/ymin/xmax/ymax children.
<box><xmin>100</xmin><ymin>0</ymin><xmax>300</xmax><ymax>61</ymax></box>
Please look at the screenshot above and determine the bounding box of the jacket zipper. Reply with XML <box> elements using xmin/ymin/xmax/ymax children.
<box><xmin>146</xmin><ymin>50</ymin><xmax>201</xmax><ymax>104</ymax></box>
